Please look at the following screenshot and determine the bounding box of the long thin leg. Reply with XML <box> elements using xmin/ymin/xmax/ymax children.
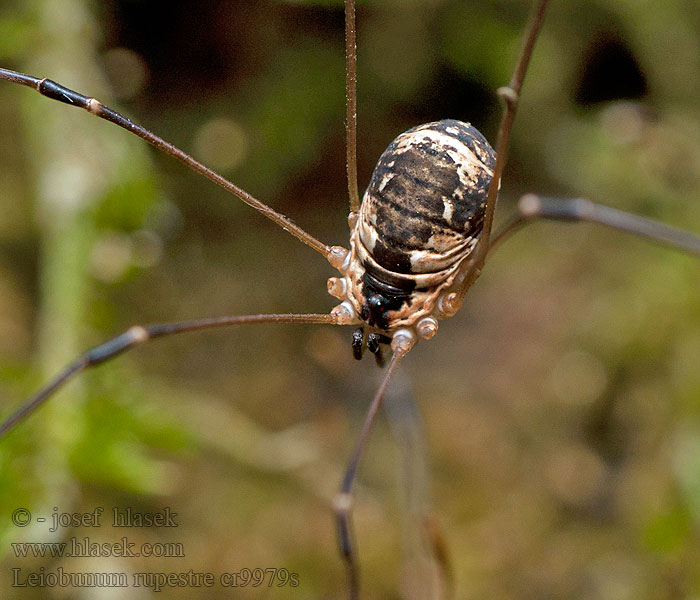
<box><xmin>333</xmin><ymin>342</ymin><xmax>411</xmax><ymax>600</ymax></box>
<box><xmin>477</xmin><ymin>0</ymin><xmax>550</xmax><ymax>253</ymax></box>
<box><xmin>0</xmin><ymin>68</ymin><xmax>348</xmax><ymax>266</ymax></box>
<box><xmin>489</xmin><ymin>194</ymin><xmax>700</xmax><ymax>257</ymax></box>
<box><xmin>0</xmin><ymin>313</ymin><xmax>340</xmax><ymax>438</ymax></box>
<box><xmin>345</xmin><ymin>0</ymin><xmax>361</xmax><ymax>216</ymax></box>
<box><xmin>440</xmin><ymin>0</ymin><xmax>551</xmax><ymax>314</ymax></box>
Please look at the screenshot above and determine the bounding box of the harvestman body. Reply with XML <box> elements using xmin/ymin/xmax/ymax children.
<box><xmin>3</xmin><ymin>0</ymin><xmax>700</xmax><ymax>597</ymax></box>
<box><xmin>331</xmin><ymin>120</ymin><xmax>496</xmax><ymax>348</ymax></box>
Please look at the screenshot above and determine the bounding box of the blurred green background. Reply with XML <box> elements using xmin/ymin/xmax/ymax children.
<box><xmin>1</xmin><ymin>0</ymin><xmax>700</xmax><ymax>598</ymax></box>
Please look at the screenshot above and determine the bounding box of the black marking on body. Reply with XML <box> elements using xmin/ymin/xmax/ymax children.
<box><xmin>359</xmin><ymin>271</ymin><xmax>415</xmax><ymax>331</ymax></box>
<box><xmin>364</xmin><ymin>119</ymin><xmax>495</xmax><ymax>274</ymax></box>
<box><xmin>372</xmin><ymin>238</ymin><xmax>413</xmax><ymax>273</ymax></box>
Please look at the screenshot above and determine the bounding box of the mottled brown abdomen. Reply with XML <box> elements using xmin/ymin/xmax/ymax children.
<box><xmin>358</xmin><ymin>119</ymin><xmax>496</xmax><ymax>277</ymax></box>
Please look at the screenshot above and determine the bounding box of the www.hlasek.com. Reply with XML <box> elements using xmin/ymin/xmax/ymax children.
<box><xmin>12</xmin><ymin>537</ymin><xmax>183</xmax><ymax>559</ymax></box>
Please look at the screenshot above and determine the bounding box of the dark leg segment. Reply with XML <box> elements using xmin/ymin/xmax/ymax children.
<box><xmin>489</xmin><ymin>194</ymin><xmax>700</xmax><ymax>258</ymax></box>
<box><xmin>0</xmin><ymin>313</ymin><xmax>339</xmax><ymax>438</ymax></box>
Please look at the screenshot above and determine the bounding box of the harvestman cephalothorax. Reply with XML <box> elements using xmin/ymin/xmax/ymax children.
<box><xmin>2</xmin><ymin>0</ymin><xmax>700</xmax><ymax>597</ymax></box>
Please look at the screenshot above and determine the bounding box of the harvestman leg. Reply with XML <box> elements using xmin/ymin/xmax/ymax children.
<box><xmin>449</xmin><ymin>0</ymin><xmax>700</xmax><ymax>307</ymax></box>
<box><xmin>333</xmin><ymin>342</ymin><xmax>411</xmax><ymax>599</ymax></box>
<box><xmin>0</xmin><ymin>55</ymin><xmax>351</xmax><ymax>433</ymax></box>
<box><xmin>0</xmin><ymin>314</ymin><xmax>341</xmax><ymax>438</ymax></box>
<box><xmin>334</xmin><ymin>3</ymin><xmax>456</xmax><ymax>596</ymax></box>
<box><xmin>489</xmin><ymin>194</ymin><xmax>700</xmax><ymax>257</ymax></box>
<box><xmin>345</xmin><ymin>0</ymin><xmax>361</xmax><ymax>216</ymax></box>
<box><xmin>442</xmin><ymin>0</ymin><xmax>551</xmax><ymax>315</ymax></box>
<box><xmin>0</xmin><ymin>68</ymin><xmax>348</xmax><ymax>271</ymax></box>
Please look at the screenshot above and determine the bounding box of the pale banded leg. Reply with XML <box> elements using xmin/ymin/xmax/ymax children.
<box><xmin>0</xmin><ymin>313</ymin><xmax>340</xmax><ymax>438</ymax></box>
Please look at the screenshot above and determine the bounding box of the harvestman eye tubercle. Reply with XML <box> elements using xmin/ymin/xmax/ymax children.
<box><xmin>2</xmin><ymin>0</ymin><xmax>700</xmax><ymax>598</ymax></box>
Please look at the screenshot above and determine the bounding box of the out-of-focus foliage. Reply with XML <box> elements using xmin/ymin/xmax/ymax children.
<box><xmin>0</xmin><ymin>0</ymin><xmax>699</xmax><ymax>598</ymax></box>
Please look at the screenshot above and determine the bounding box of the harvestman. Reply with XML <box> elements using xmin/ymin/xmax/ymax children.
<box><xmin>3</xmin><ymin>0</ymin><xmax>700</xmax><ymax>597</ymax></box>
